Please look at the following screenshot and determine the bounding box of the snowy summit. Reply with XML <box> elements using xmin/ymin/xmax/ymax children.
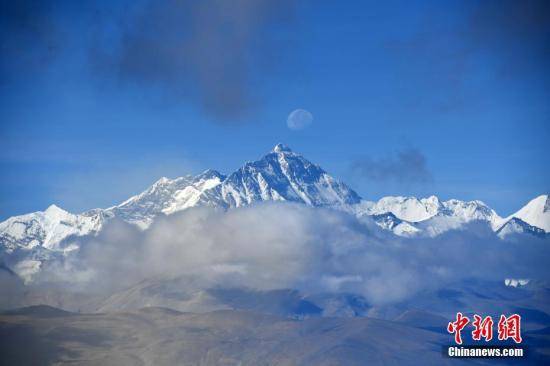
<box><xmin>0</xmin><ymin>144</ymin><xmax>548</xmax><ymax>281</ymax></box>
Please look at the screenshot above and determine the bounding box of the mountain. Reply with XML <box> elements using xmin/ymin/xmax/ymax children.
<box><xmin>0</xmin><ymin>144</ymin><xmax>361</xmax><ymax>256</ymax></box>
<box><xmin>491</xmin><ymin>195</ymin><xmax>550</xmax><ymax>238</ymax></box>
<box><xmin>220</xmin><ymin>144</ymin><xmax>361</xmax><ymax>207</ymax></box>
<box><xmin>102</xmin><ymin>143</ymin><xmax>361</xmax><ymax>228</ymax></box>
<box><xmin>354</xmin><ymin>195</ymin><xmax>505</xmax><ymax>237</ymax></box>
<box><xmin>0</xmin><ymin>306</ymin><xmax>452</xmax><ymax>366</ymax></box>
<box><xmin>102</xmin><ymin>143</ymin><xmax>361</xmax><ymax>227</ymax></box>
<box><xmin>105</xmin><ymin>169</ymin><xmax>227</xmax><ymax>228</ymax></box>
<box><xmin>356</xmin><ymin>196</ymin><xmax>501</xmax><ymax>226</ymax></box>
<box><xmin>368</xmin><ymin>212</ymin><xmax>420</xmax><ymax>237</ymax></box>
<box><xmin>504</xmin><ymin>195</ymin><xmax>550</xmax><ymax>232</ymax></box>
<box><xmin>0</xmin><ymin>204</ymin><xmax>104</xmax><ymax>253</ymax></box>
<box><xmin>96</xmin><ymin>280</ymin><xmax>323</xmax><ymax>317</ymax></box>
<box><xmin>0</xmin><ymin>144</ymin><xmax>548</xmax><ymax>268</ymax></box>
<box><xmin>2</xmin><ymin>283</ymin><xmax>549</xmax><ymax>364</ymax></box>
<box><xmin>355</xmin><ymin>196</ymin><xmax>442</xmax><ymax>222</ymax></box>
<box><xmin>496</xmin><ymin>217</ymin><xmax>547</xmax><ymax>238</ymax></box>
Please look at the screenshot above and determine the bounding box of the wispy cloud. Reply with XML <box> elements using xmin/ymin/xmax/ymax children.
<box><xmin>351</xmin><ymin>148</ymin><xmax>433</xmax><ymax>185</ymax></box>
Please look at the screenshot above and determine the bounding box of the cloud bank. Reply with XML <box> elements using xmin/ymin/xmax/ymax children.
<box><xmin>27</xmin><ymin>203</ymin><xmax>550</xmax><ymax>307</ymax></box>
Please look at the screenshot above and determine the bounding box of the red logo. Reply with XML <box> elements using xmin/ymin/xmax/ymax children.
<box><xmin>447</xmin><ymin>312</ymin><xmax>470</xmax><ymax>344</ymax></box>
<box><xmin>448</xmin><ymin>313</ymin><xmax>522</xmax><ymax>345</ymax></box>
<box><xmin>472</xmin><ymin>315</ymin><xmax>494</xmax><ymax>341</ymax></box>
<box><xmin>498</xmin><ymin>314</ymin><xmax>522</xmax><ymax>344</ymax></box>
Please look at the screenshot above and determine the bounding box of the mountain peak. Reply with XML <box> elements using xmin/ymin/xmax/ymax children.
<box><xmin>194</xmin><ymin>169</ymin><xmax>224</xmax><ymax>181</ymax></box>
<box><xmin>527</xmin><ymin>194</ymin><xmax>549</xmax><ymax>209</ymax></box>
<box><xmin>508</xmin><ymin>194</ymin><xmax>550</xmax><ymax>232</ymax></box>
<box><xmin>154</xmin><ymin>177</ymin><xmax>171</xmax><ymax>185</ymax></box>
<box><xmin>45</xmin><ymin>204</ymin><xmax>67</xmax><ymax>216</ymax></box>
<box><xmin>273</xmin><ymin>143</ymin><xmax>292</xmax><ymax>153</ymax></box>
<box><xmin>221</xmin><ymin>143</ymin><xmax>360</xmax><ymax>207</ymax></box>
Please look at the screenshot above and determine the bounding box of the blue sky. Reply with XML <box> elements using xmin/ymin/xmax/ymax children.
<box><xmin>1</xmin><ymin>0</ymin><xmax>549</xmax><ymax>220</ymax></box>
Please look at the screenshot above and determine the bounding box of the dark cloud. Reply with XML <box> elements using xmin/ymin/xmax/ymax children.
<box><xmin>467</xmin><ymin>0</ymin><xmax>550</xmax><ymax>47</ymax></box>
<box><xmin>0</xmin><ymin>0</ymin><xmax>62</xmax><ymax>84</ymax></box>
<box><xmin>382</xmin><ymin>0</ymin><xmax>550</xmax><ymax>114</ymax></box>
<box><xmin>0</xmin><ymin>0</ymin><xmax>299</xmax><ymax>122</ymax></box>
<box><xmin>351</xmin><ymin>148</ymin><xmax>433</xmax><ymax>185</ymax></box>
<box><xmin>91</xmin><ymin>0</ymin><xmax>297</xmax><ymax>122</ymax></box>
<box><xmin>465</xmin><ymin>0</ymin><xmax>550</xmax><ymax>79</ymax></box>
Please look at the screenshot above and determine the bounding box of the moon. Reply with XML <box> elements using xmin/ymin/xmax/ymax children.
<box><xmin>287</xmin><ymin>109</ymin><xmax>313</xmax><ymax>130</ymax></box>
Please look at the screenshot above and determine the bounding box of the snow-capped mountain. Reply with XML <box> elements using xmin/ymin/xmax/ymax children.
<box><xmin>1</xmin><ymin>144</ymin><xmax>548</xmax><ymax>263</ymax></box>
<box><xmin>355</xmin><ymin>195</ymin><xmax>501</xmax><ymax>226</ymax></box>
<box><xmin>105</xmin><ymin>169</ymin><xmax>227</xmax><ymax>229</ymax></box>
<box><xmin>105</xmin><ymin>143</ymin><xmax>360</xmax><ymax>227</ymax></box>
<box><xmin>503</xmin><ymin>195</ymin><xmax>550</xmax><ymax>232</ymax></box>
<box><xmin>0</xmin><ymin>204</ymin><xmax>104</xmax><ymax>253</ymax></box>
<box><xmin>496</xmin><ymin>217</ymin><xmax>546</xmax><ymax>238</ymax></box>
<box><xmin>353</xmin><ymin>195</ymin><xmax>505</xmax><ymax>236</ymax></box>
<box><xmin>368</xmin><ymin>212</ymin><xmax>420</xmax><ymax>237</ymax></box>
<box><xmin>0</xmin><ymin>144</ymin><xmax>361</xmax><ymax>255</ymax></box>
<box><xmin>355</xmin><ymin>196</ymin><xmax>442</xmax><ymax>222</ymax></box>
<box><xmin>220</xmin><ymin>144</ymin><xmax>361</xmax><ymax>208</ymax></box>
<box><xmin>483</xmin><ymin>194</ymin><xmax>550</xmax><ymax>238</ymax></box>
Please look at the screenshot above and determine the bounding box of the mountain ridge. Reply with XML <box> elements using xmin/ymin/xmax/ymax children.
<box><xmin>1</xmin><ymin>144</ymin><xmax>548</xmax><ymax>262</ymax></box>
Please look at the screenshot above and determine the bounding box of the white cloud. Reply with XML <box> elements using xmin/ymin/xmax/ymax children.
<box><xmin>30</xmin><ymin>203</ymin><xmax>550</xmax><ymax>306</ymax></box>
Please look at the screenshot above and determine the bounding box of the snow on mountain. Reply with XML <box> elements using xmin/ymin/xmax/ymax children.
<box><xmin>355</xmin><ymin>196</ymin><xmax>501</xmax><ymax>226</ymax></box>
<box><xmin>415</xmin><ymin>199</ymin><xmax>503</xmax><ymax>236</ymax></box>
<box><xmin>220</xmin><ymin>144</ymin><xmax>361</xmax><ymax>208</ymax></box>
<box><xmin>504</xmin><ymin>195</ymin><xmax>550</xmax><ymax>233</ymax></box>
<box><xmin>356</xmin><ymin>196</ymin><xmax>442</xmax><ymax>222</ymax></box>
<box><xmin>441</xmin><ymin>199</ymin><xmax>502</xmax><ymax>227</ymax></box>
<box><xmin>102</xmin><ymin>144</ymin><xmax>360</xmax><ymax>228</ymax></box>
<box><xmin>106</xmin><ymin>169</ymin><xmax>227</xmax><ymax>228</ymax></box>
<box><xmin>491</xmin><ymin>195</ymin><xmax>550</xmax><ymax>238</ymax></box>
<box><xmin>370</xmin><ymin>212</ymin><xmax>403</xmax><ymax>231</ymax></box>
<box><xmin>369</xmin><ymin>212</ymin><xmax>420</xmax><ymax>237</ymax></box>
<box><xmin>496</xmin><ymin>217</ymin><xmax>547</xmax><ymax>239</ymax></box>
<box><xmin>353</xmin><ymin>195</ymin><xmax>504</xmax><ymax>237</ymax></box>
<box><xmin>0</xmin><ymin>205</ymin><xmax>104</xmax><ymax>253</ymax></box>
<box><xmin>163</xmin><ymin>170</ymin><xmax>227</xmax><ymax>213</ymax></box>
<box><xmin>0</xmin><ymin>144</ymin><xmax>360</xmax><ymax>259</ymax></box>
<box><xmin>0</xmin><ymin>144</ymin><xmax>547</xmax><ymax>270</ymax></box>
